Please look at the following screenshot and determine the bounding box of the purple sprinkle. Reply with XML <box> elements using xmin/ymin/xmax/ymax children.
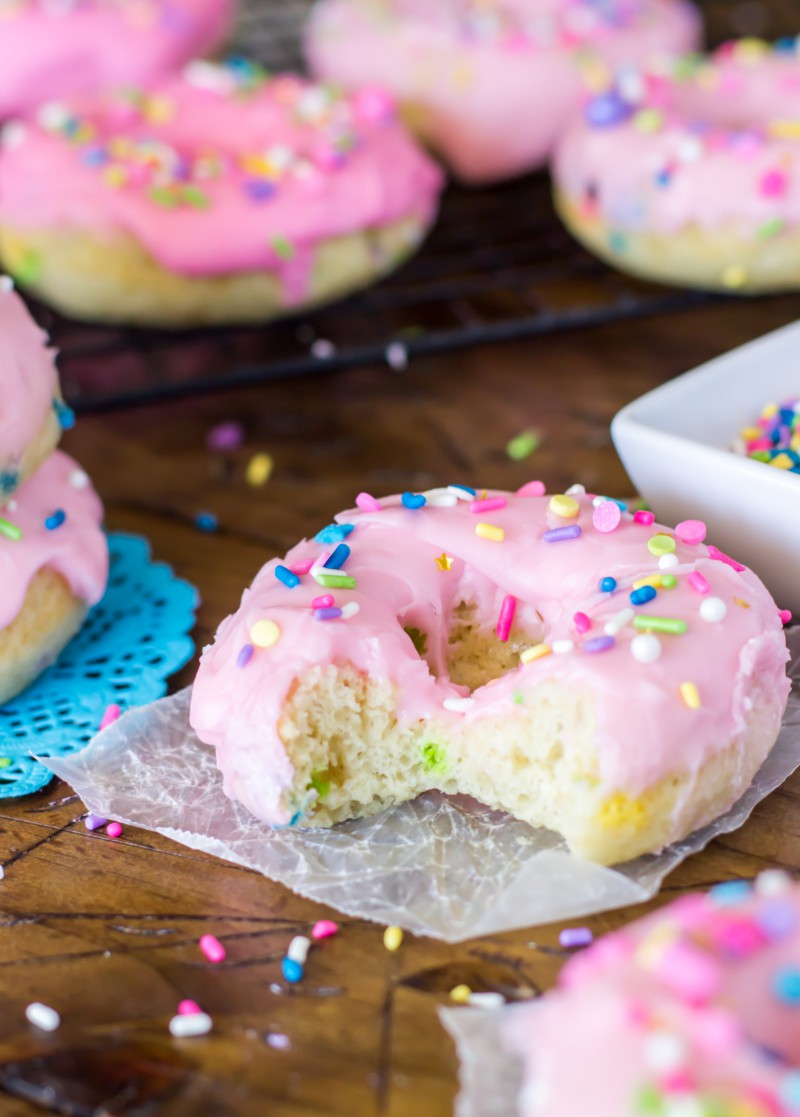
<box><xmin>757</xmin><ymin>901</ymin><xmax>797</xmax><ymax>940</ymax></box>
<box><xmin>244</xmin><ymin>180</ymin><xmax>276</xmax><ymax>202</ymax></box>
<box><xmin>584</xmin><ymin>635</ymin><xmax>615</xmax><ymax>653</ymax></box>
<box><xmin>206</xmin><ymin>421</ymin><xmax>244</xmax><ymax>452</ymax></box>
<box><xmin>543</xmin><ymin>525</ymin><xmax>582</xmax><ymax>542</ymax></box>
<box><xmin>85</xmin><ymin>814</ymin><xmax>108</xmax><ymax>831</ymax></box>
<box><xmin>558</xmin><ymin>927</ymin><xmax>594</xmax><ymax>949</ymax></box>
<box><xmin>236</xmin><ymin>644</ymin><xmax>254</xmax><ymax>668</ymax></box>
<box><xmin>315</xmin><ymin>607</ymin><xmax>343</xmax><ymax>621</ymax></box>
<box><xmin>585</xmin><ymin>91</ymin><xmax>631</xmax><ymax>128</ymax></box>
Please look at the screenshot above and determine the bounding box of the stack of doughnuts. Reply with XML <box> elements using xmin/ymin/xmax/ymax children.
<box><xmin>0</xmin><ymin>283</ymin><xmax>107</xmax><ymax>704</ymax></box>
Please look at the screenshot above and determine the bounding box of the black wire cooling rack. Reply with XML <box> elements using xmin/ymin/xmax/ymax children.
<box><xmin>34</xmin><ymin>0</ymin><xmax>799</xmax><ymax>412</ymax></box>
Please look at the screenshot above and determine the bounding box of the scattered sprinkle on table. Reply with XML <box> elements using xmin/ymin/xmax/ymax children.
<box><xmin>169</xmin><ymin>1011</ymin><xmax>213</xmax><ymax>1037</ymax></box>
<box><xmin>245</xmin><ymin>453</ymin><xmax>273</xmax><ymax>486</ymax></box>
<box><xmin>199</xmin><ymin>934</ymin><xmax>226</xmax><ymax>963</ymax></box>
<box><xmin>506</xmin><ymin>430</ymin><xmax>540</xmax><ymax>461</ymax></box>
<box><xmin>106</xmin><ymin>822</ymin><xmax>122</xmax><ymax>838</ymax></box>
<box><xmin>383</xmin><ymin>925</ymin><xmax>403</xmax><ymax>952</ymax></box>
<box><xmin>26</xmin><ymin>1002</ymin><xmax>60</xmax><ymax>1031</ymax></box>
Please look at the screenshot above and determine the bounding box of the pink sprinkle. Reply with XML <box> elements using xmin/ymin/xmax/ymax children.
<box><xmin>573</xmin><ymin>612</ymin><xmax>591</xmax><ymax>634</ymax></box>
<box><xmin>592</xmin><ymin>500</ymin><xmax>621</xmax><ymax>533</ymax></box>
<box><xmin>516</xmin><ymin>480</ymin><xmax>546</xmax><ymax>497</ymax></box>
<box><xmin>689</xmin><ymin>1008</ymin><xmax>741</xmax><ymax>1057</ymax></box>
<box><xmin>356</xmin><ymin>492</ymin><xmax>382</xmax><ymax>513</ymax></box>
<box><xmin>178</xmin><ymin>999</ymin><xmax>202</xmax><ymax>1016</ymax></box>
<box><xmin>707</xmin><ymin>545</ymin><xmax>746</xmax><ymax>572</ymax></box>
<box><xmin>654</xmin><ymin>942</ymin><xmax>722</xmax><ymax>1004</ymax></box>
<box><xmin>747</xmin><ymin>437</ymin><xmax>772</xmax><ymax>452</ymax></box>
<box><xmin>780</xmin><ymin>609</ymin><xmax>792</xmax><ymax>625</ymax></box>
<box><xmin>352</xmin><ymin>86</ymin><xmax>395</xmax><ymax>123</ymax></box>
<box><xmin>760</xmin><ymin>169</ymin><xmax>788</xmax><ymax>198</ymax></box>
<box><xmin>660</xmin><ymin>1071</ymin><xmax>696</xmax><ymax>1094</ymax></box>
<box><xmin>675</xmin><ymin>519</ymin><xmax>707</xmax><ymax>545</ymax></box>
<box><xmin>496</xmin><ymin>595</ymin><xmax>516</xmax><ymax>643</ymax></box>
<box><xmin>688</xmin><ymin>572</ymin><xmax>710</xmax><ymax>595</ymax></box>
<box><xmin>311</xmin><ymin>920</ymin><xmax>339</xmax><ymax>940</ymax></box>
<box><xmin>199</xmin><ymin>934</ymin><xmax>226</xmax><ymax>964</ymax></box>
<box><xmin>633</xmin><ymin>510</ymin><xmax>655</xmax><ymax>526</ymax></box>
<box><xmin>469</xmin><ymin>497</ymin><xmax>507</xmax><ymax>514</ymax></box>
<box><xmin>291</xmin><ymin>559</ymin><xmax>314</xmax><ymax>576</ymax></box>
<box><xmin>312</xmin><ymin>548</ymin><xmax>333</xmax><ymax>570</ymax></box>
<box><xmin>106</xmin><ymin>822</ymin><xmax>122</xmax><ymax>838</ymax></box>
<box><xmin>99</xmin><ymin>704</ymin><xmax>121</xmax><ymax>731</ymax></box>
<box><xmin>311</xmin><ymin>594</ymin><xmax>335</xmax><ymax>609</ymax></box>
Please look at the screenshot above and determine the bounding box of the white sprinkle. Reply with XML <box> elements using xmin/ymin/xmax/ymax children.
<box><xmin>311</xmin><ymin>339</ymin><xmax>335</xmax><ymax>360</ymax></box>
<box><xmin>699</xmin><ymin>596</ymin><xmax>727</xmax><ymax>623</ymax></box>
<box><xmin>677</xmin><ymin>137</ymin><xmax>703</xmax><ymax>163</ymax></box>
<box><xmin>26</xmin><ymin>1003</ymin><xmax>60</xmax><ymax>1032</ymax></box>
<box><xmin>1</xmin><ymin>122</ymin><xmax>27</xmax><ymax>149</ymax></box>
<box><xmin>0</xmin><ymin>865</ymin><xmax>4</xmax><ymax>879</ymax></box>
<box><xmin>631</xmin><ymin>633</ymin><xmax>662</xmax><ymax>664</ymax></box>
<box><xmin>287</xmin><ymin>936</ymin><xmax>311</xmax><ymax>964</ymax></box>
<box><xmin>466</xmin><ymin>992</ymin><xmax>505</xmax><ymax>1009</ymax></box>
<box><xmin>69</xmin><ymin>470</ymin><xmax>89</xmax><ymax>489</ymax></box>
<box><xmin>658</xmin><ymin>553</ymin><xmax>679</xmax><ymax>570</ymax></box>
<box><xmin>385</xmin><ymin>342</ymin><xmax>408</xmax><ymax>371</ymax></box>
<box><xmin>617</xmin><ymin>65</ymin><xmax>645</xmax><ymax>103</ymax></box>
<box><xmin>169</xmin><ymin>1011</ymin><xmax>213</xmax><ymax>1038</ymax></box>
<box><xmin>183</xmin><ymin>60</ymin><xmax>236</xmax><ymax>94</ymax></box>
<box><xmin>551</xmin><ymin>639</ymin><xmax>574</xmax><ymax>655</ymax></box>
<box><xmin>443</xmin><ymin>697</ymin><xmax>475</xmax><ymax>713</ymax></box>
<box><xmin>0</xmin><ymin>276</ymin><xmax>13</xmax><ymax>293</ymax></box>
<box><xmin>447</xmin><ymin>485</ymin><xmax>474</xmax><ymax>501</ymax></box>
<box><xmin>266</xmin><ymin>144</ymin><xmax>293</xmax><ymax>172</ymax></box>
<box><xmin>756</xmin><ymin>869</ymin><xmax>792</xmax><ymax>895</ymax></box>
<box><xmin>340</xmin><ymin>601</ymin><xmax>360</xmax><ymax>619</ymax></box>
<box><xmin>426</xmin><ymin>492</ymin><xmax>458</xmax><ymax>507</ymax></box>
<box><xmin>6</xmin><ymin>500</ymin><xmax>16</xmax><ymax>512</ymax></box>
<box><xmin>604</xmin><ymin>608</ymin><xmax>634</xmax><ymax>636</ymax></box>
<box><xmin>592</xmin><ymin>495</ymin><xmax>606</xmax><ymax>508</ymax></box>
<box><xmin>565</xmin><ymin>483</ymin><xmax>585</xmax><ymax>496</ymax></box>
<box><xmin>644</xmin><ymin>1031</ymin><xmax>687</xmax><ymax>1072</ymax></box>
<box><xmin>37</xmin><ymin>102</ymin><xmax>70</xmax><ymax>130</ymax></box>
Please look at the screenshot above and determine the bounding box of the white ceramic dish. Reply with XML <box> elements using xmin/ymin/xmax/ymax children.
<box><xmin>611</xmin><ymin>318</ymin><xmax>800</xmax><ymax>616</ymax></box>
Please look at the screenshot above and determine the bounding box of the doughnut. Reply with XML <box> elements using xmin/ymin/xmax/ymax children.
<box><xmin>304</xmin><ymin>0</ymin><xmax>701</xmax><ymax>184</ymax></box>
<box><xmin>189</xmin><ymin>482</ymin><xmax>789</xmax><ymax>866</ymax></box>
<box><xmin>505</xmin><ymin>871</ymin><xmax>800</xmax><ymax>1116</ymax></box>
<box><xmin>0</xmin><ymin>280</ymin><xmax>69</xmax><ymax>499</ymax></box>
<box><xmin>553</xmin><ymin>40</ymin><xmax>800</xmax><ymax>293</ymax></box>
<box><xmin>0</xmin><ymin>0</ymin><xmax>233</xmax><ymax>120</ymax></box>
<box><xmin>0</xmin><ymin>62</ymin><xmax>444</xmax><ymax>327</ymax></box>
<box><xmin>0</xmin><ymin>449</ymin><xmax>108</xmax><ymax>705</ymax></box>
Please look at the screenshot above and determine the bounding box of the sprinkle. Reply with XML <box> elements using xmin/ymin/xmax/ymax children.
<box><xmin>44</xmin><ymin>509</ymin><xmax>66</xmax><ymax>530</ymax></box>
<box><xmin>630</xmin><ymin>586</ymin><xmax>657</xmax><ymax>606</ymax></box>
<box><xmin>312</xmin><ymin>571</ymin><xmax>356</xmax><ymax>589</ymax></box>
<box><xmin>552</xmin><ymin>639</ymin><xmax>575</xmax><ymax>655</ymax></box>
<box><xmin>593</xmin><ymin>499</ymin><xmax>622</xmax><ymax>533</ymax></box>
<box><xmin>470</xmin><ymin>496</ymin><xmax>507</xmax><ymax>514</ymax></box>
<box><xmin>680</xmin><ymin>681</ymin><xmax>701</xmax><ymax>709</ymax></box>
<box><xmin>250</xmin><ymin>619</ymin><xmax>281</xmax><ymax>647</ymax></box>
<box><xmin>245</xmin><ymin>453</ymin><xmax>273</xmax><ymax>486</ymax></box>
<box><xmin>506</xmin><ymin>430</ymin><xmax>540</xmax><ymax>461</ymax></box>
<box><xmin>443</xmin><ymin>697</ymin><xmax>475</xmax><ymax>712</ymax></box>
<box><xmin>169</xmin><ymin>1012</ymin><xmax>213</xmax><ymax>1037</ymax></box>
<box><xmin>699</xmin><ymin>597</ymin><xmax>727</xmax><ymax>623</ymax></box>
<box><xmin>449</xmin><ymin>984</ymin><xmax>472</xmax><ymax>1003</ymax></box>
<box><xmin>426</xmin><ymin>490</ymin><xmax>457</xmax><ymax>507</ymax></box>
<box><xmin>311</xmin><ymin>920</ymin><xmax>339</xmax><ymax>940</ymax></box>
<box><xmin>199</xmin><ymin>934</ymin><xmax>226</xmax><ymax>964</ymax></box>
<box><xmin>291</xmin><ymin>559</ymin><xmax>314</xmax><ymax>576</ymax></box>
<box><xmin>647</xmin><ymin>534</ymin><xmax>676</xmax><ymax>556</ymax></box>
<box><xmin>315</xmin><ymin>523</ymin><xmax>354</xmax><ymax>544</ymax></box>
<box><xmin>543</xmin><ymin>525</ymin><xmax>581</xmax><ymax>542</ymax></box>
<box><xmin>311</xmin><ymin>594</ymin><xmax>334</xmax><ymax>609</ymax></box>
<box><xmin>599</xmin><ymin>577</ymin><xmax>617</xmax><ymax>593</ymax></box>
<box><xmin>756</xmin><ymin>870</ymin><xmax>792</xmax><ymax>896</ymax></box>
<box><xmin>466</xmin><ymin>992</ymin><xmax>505</xmax><ymax>1009</ymax></box>
<box><xmin>780</xmin><ymin>609</ymin><xmax>793</xmax><ymax>625</ymax></box>
<box><xmin>516</xmin><ymin>480</ymin><xmax>546</xmax><ymax>497</ymax></box>
<box><xmin>496</xmin><ymin>595</ymin><xmax>516</xmax><ymax>643</ymax></box>
<box><xmin>106</xmin><ymin>822</ymin><xmax>122</xmax><ymax>838</ymax></box>
<box><xmin>633</xmin><ymin>510</ymin><xmax>655</xmax><ymax>525</ymax></box>
<box><xmin>287</xmin><ymin>936</ymin><xmax>311</xmax><ymax>964</ymax></box>
<box><xmin>69</xmin><ymin>470</ymin><xmax>89</xmax><ymax>489</ymax></box>
<box><xmin>402</xmin><ymin>492</ymin><xmax>426</xmax><ymax>510</ymax></box>
<box><xmin>475</xmin><ymin>523</ymin><xmax>505</xmax><ymax>542</ymax></box>
<box><xmin>99</xmin><ymin>704</ymin><xmax>121</xmax><ymax>730</ymax></box>
<box><xmin>675</xmin><ymin>519</ymin><xmax>707</xmax><ymax>545</ymax></box>
<box><xmin>323</xmin><ymin>543</ymin><xmax>351</xmax><ymax>570</ymax></box>
<box><xmin>558</xmin><ymin>927</ymin><xmax>594</xmax><ymax>949</ymax></box>
<box><xmin>658</xmin><ymin>553</ymin><xmax>679</xmax><ymax>570</ymax></box>
<box><xmin>386</xmin><ymin>342</ymin><xmax>408</xmax><ymax>371</ymax></box>
<box><xmin>758</xmin><ymin>217</ymin><xmax>785</xmax><ymax>240</ymax></box>
<box><xmin>633</xmin><ymin>616</ymin><xmax>687</xmax><ymax>634</ymax></box>
<box><xmin>632</xmin><ymin>576</ymin><xmax>661</xmax><ymax>590</ymax></box>
<box><xmin>274</xmin><ymin>565</ymin><xmax>300</xmax><ymax>588</ymax></box>
<box><xmin>520</xmin><ymin>643</ymin><xmax>551</xmax><ymax>664</ymax></box>
<box><xmin>356</xmin><ymin>492</ymin><xmax>382</xmax><ymax>512</ymax></box>
<box><xmin>25</xmin><ymin>1003</ymin><xmax>60</xmax><ymax>1032</ymax></box>
<box><xmin>721</xmin><ymin>263</ymin><xmax>748</xmax><ymax>290</ymax></box>
<box><xmin>340</xmin><ymin>602</ymin><xmax>360</xmax><ymax>619</ymax></box>
<box><xmin>549</xmin><ymin>494</ymin><xmax>579</xmax><ymax>519</ymax></box>
<box><xmin>584</xmin><ymin>635</ymin><xmax>615</xmax><ymax>653</ymax></box>
<box><xmin>585</xmin><ymin>90</ymin><xmax>631</xmax><ymax>127</ymax></box>
<box><xmin>435</xmin><ymin>553</ymin><xmax>453</xmax><ymax>571</ymax></box>
<box><xmin>206</xmin><ymin>420</ymin><xmax>244</xmax><ymax>451</ymax></box>
<box><xmin>271</xmin><ymin>235</ymin><xmax>295</xmax><ymax>261</ymax></box>
<box><xmin>85</xmin><ymin>813</ymin><xmax>108</xmax><ymax>831</ymax></box>
<box><xmin>178</xmin><ymin>1000</ymin><xmax>203</xmax><ymax>1015</ymax></box>
<box><xmin>194</xmin><ymin>512</ymin><xmax>218</xmax><ymax>533</ymax></box>
<box><xmin>311</xmin><ymin>338</ymin><xmax>335</xmax><ymax>359</ymax></box>
<box><xmin>688</xmin><ymin>572</ymin><xmax>710</xmax><ymax>595</ymax></box>
<box><xmin>236</xmin><ymin>644</ymin><xmax>254</xmax><ymax>668</ymax></box>
<box><xmin>573</xmin><ymin>612</ymin><xmax>590</xmax><ymax>633</ymax></box>
<box><xmin>707</xmin><ymin>545</ymin><xmax>746</xmax><ymax>572</ymax></box>
<box><xmin>315</xmin><ymin>607</ymin><xmax>342</xmax><ymax>621</ymax></box>
<box><xmin>605</xmin><ymin>608</ymin><xmax>634</xmax><ymax>635</ymax></box>
<box><xmin>383</xmin><ymin>926</ymin><xmax>403</xmax><ymax>952</ymax></box>
<box><xmin>448</xmin><ymin>484</ymin><xmax>476</xmax><ymax>500</ymax></box>
<box><xmin>773</xmin><ymin>967</ymin><xmax>800</xmax><ymax>1005</ymax></box>
<box><xmin>631</xmin><ymin>633</ymin><xmax>662</xmax><ymax>663</ymax></box>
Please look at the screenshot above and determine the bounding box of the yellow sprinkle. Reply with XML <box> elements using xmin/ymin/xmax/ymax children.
<box><xmin>449</xmin><ymin>984</ymin><xmax>472</xmax><ymax>1003</ymax></box>
<box><xmin>632</xmin><ymin>575</ymin><xmax>662</xmax><ymax>590</ymax></box>
<box><xmin>383</xmin><ymin>925</ymin><xmax>403</xmax><ymax>952</ymax></box>
<box><xmin>722</xmin><ymin>264</ymin><xmax>748</xmax><ymax>290</ymax></box>
<box><xmin>520</xmin><ymin>644</ymin><xmax>552</xmax><ymax>665</ymax></box>
<box><xmin>769</xmin><ymin>120</ymin><xmax>800</xmax><ymax>140</ymax></box>
<box><xmin>548</xmin><ymin>494</ymin><xmax>579</xmax><ymax>519</ymax></box>
<box><xmin>740</xmin><ymin>426</ymin><xmax>762</xmax><ymax>441</ymax></box>
<box><xmin>771</xmin><ymin>452</ymin><xmax>794</xmax><ymax>470</ymax></box>
<box><xmin>475</xmin><ymin>523</ymin><xmax>504</xmax><ymax>542</ymax></box>
<box><xmin>733</xmin><ymin>597</ymin><xmax>751</xmax><ymax>609</ymax></box>
<box><xmin>250</xmin><ymin>619</ymin><xmax>280</xmax><ymax>648</ymax></box>
<box><xmin>761</xmin><ymin>402</ymin><xmax>778</xmax><ymax>420</ymax></box>
<box><xmin>435</xmin><ymin>552</ymin><xmax>453</xmax><ymax>571</ymax></box>
<box><xmin>246</xmin><ymin>452</ymin><xmax>273</xmax><ymax>486</ymax></box>
<box><xmin>647</xmin><ymin>534</ymin><xmax>676</xmax><ymax>557</ymax></box>
<box><xmin>102</xmin><ymin>165</ymin><xmax>128</xmax><ymax>188</ymax></box>
<box><xmin>734</xmin><ymin>37</ymin><xmax>769</xmax><ymax>63</ymax></box>
<box><xmin>680</xmin><ymin>681</ymin><xmax>701</xmax><ymax>709</ymax></box>
<box><xmin>144</xmin><ymin>96</ymin><xmax>174</xmax><ymax>124</ymax></box>
<box><xmin>596</xmin><ymin>793</ymin><xmax>648</xmax><ymax>831</ymax></box>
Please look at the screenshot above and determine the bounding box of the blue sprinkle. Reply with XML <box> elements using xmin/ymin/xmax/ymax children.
<box><xmin>281</xmin><ymin>957</ymin><xmax>304</xmax><ymax>983</ymax></box>
<box><xmin>773</xmin><ymin>967</ymin><xmax>800</xmax><ymax>1005</ymax></box>
<box><xmin>315</xmin><ymin>607</ymin><xmax>343</xmax><ymax>621</ymax></box>
<box><xmin>236</xmin><ymin>644</ymin><xmax>254</xmax><ymax>668</ymax></box>
<box><xmin>449</xmin><ymin>484</ymin><xmax>476</xmax><ymax>497</ymax></box>
<box><xmin>775</xmin><ymin>37</ymin><xmax>798</xmax><ymax>53</ymax></box>
<box><xmin>324</xmin><ymin>543</ymin><xmax>350</xmax><ymax>570</ymax></box>
<box><xmin>543</xmin><ymin>525</ymin><xmax>582</xmax><ymax>542</ymax></box>
<box><xmin>584</xmin><ymin>635</ymin><xmax>615</xmax><ymax>653</ymax></box>
<box><xmin>275</xmin><ymin>564</ymin><xmax>300</xmax><ymax>589</ymax></box>
<box><xmin>53</xmin><ymin>399</ymin><xmax>75</xmax><ymax>430</ymax></box>
<box><xmin>0</xmin><ymin>469</ymin><xmax>19</xmax><ymax>496</ymax></box>
<box><xmin>402</xmin><ymin>492</ymin><xmax>426</xmax><ymax>510</ymax></box>
<box><xmin>654</xmin><ymin>167</ymin><xmax>672</xmax><ymax>188</ymax></box>
<box><xmin>81</xmin><ymin>147</ymin><xmax>109</xmax><ymax>167</ymax></box>
<box><xmin>194</xmin><ymin>512</ymin><xmax>218</xmax><ymax>533</ymax></box>
<box><xmin>244</xmin><ymin>180</ymin><xmax>276</xmax><ymax>202</ymax></box>
<box><xmin>45</xmin><ymin>509</ymin><xmax>66</xmax><ymax>531</ymax></box>
<box><xmin>630</xmin><ymin>586</ymin><xmax>657</xmax><ymax>606</ymax></box>
<box><xmin>599</xmin><ymin>577</ymin><xmax>617</xmax><ymax>593</ymax></box>
<box><xmin>314</xmin><ymin>523</ymin><xmax>355</xmax><ymax>544</ymax></box>
<box><xmin>709</xmin><ymin>880</ymin><xmax>752</xmax><ymax>906</ymax></box>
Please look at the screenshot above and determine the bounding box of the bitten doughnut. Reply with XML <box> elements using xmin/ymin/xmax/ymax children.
<box><xmin>305</xmin><ymin>0</ymin><xmax>701</xmax><ymax>183</ymax></box>
<box><xmin>0</xmin><ymin>450</ymin><xmax>108</xmax><ymax>705</ymax></box>
<box><xmin>190</xmin><ymin>482</ymin><xmax>789</xmax><ymax>865</ymax></box>
<box><xmin>0</xmin><ymin>280</ymin><xmax>69</xmax><ymax>499</ymax></box>
<box><xmin>0</xmin><ymin>0</ymin><xmax>233</xmax><ymax>120</ymax></box>
<box><xmin>506</xmin><ymin>872</ymin><xmax>800</xmax><ymax>1116</ymax></box>
<box><xmin>554</xmin><ymin>40</ymin><xmax>800</xmax><ymax>292</ymax></box>
<box><xmin>0</xmin><ymin>62</ymin><xmax>444</xmax><ymax>327</ymax></box>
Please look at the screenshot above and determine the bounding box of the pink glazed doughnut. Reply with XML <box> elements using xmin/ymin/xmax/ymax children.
<box><xmin>304</xmin><ymin>0</ymin><xmax>702</xmax><ymax>183</ymax></box>
<box><xmin>189</xmin><ymin>482</ymin><xmax>789</xmax><ymax>865</ymax></box>
<box><xmin>505</xmin><ymin>872</ymin><xmax>800</xmax><ymax>1117</ymax></box>
<box><xmin>0</xmin><ymin>0</ymin><xmax>233</xmax><ymax>120</ymax></box>
<box><xmin>0</xmin><ymin>61</ymin><xmax>443</xmax><ymax>327</ymax></box>
<box><xmin>554</xmin><ymin>39</ymin><xmax>800</xmax><ymax>292</ymax></box>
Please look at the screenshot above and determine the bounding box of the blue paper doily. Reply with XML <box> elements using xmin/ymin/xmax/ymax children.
<box><xmin>0</xmin><ymin>532</ymin><xmax>198</xmax><ymax>797</ymax></box>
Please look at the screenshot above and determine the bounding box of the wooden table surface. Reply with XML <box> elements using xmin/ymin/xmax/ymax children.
<box><xmin>1</xmin><ymin>293</ymin><xmax>799</xmax><ymax>1116</ymax></box>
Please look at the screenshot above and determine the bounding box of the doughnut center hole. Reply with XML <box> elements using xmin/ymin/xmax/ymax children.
<box><xmin>446</xmin><ymin>600</ymin><xmax>542</xmax><ymax>692</ymax></box>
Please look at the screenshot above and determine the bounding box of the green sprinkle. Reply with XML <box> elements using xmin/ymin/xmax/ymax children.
<box><xmin>513</xmin><ymin>690</ymin><xmax>525</xmax><ymax>705</ymax></box>
<box><xmin>0</xmin><ymin>517</ymin><xmax>22</xmax><ymax>541</ymax></box>
<box><xmin>633</xmin><ymin>615</ymin><xmax>687</xmax><ymax>635</ymax></box>
<box><xmin>181</xmin><ymin>185</ymin><xmax>210</xmax><ymax>209</ymax></box>
<box><xmin>506</xmin><ymin>430</ymin><xmax>540</xmax><ymax>461</ymax></box>
<box><xmin>757</xmin><ymin>217</ymin><xmax>785</xmax><ymax>240</ymax></box>
<box><xmin>647</xmin><ymin>534</ymin><xmax>676</xmax><ymax>557</ymax></box>
<box><xmin>312</xmin><ymin>571</ymin><xmax>356</xmax><ymax>589</ymax></box>
<box><xmin>271</xmin><ymin>235</ymin><xmax>295</xmax><ymax>261</ymax></box>
<box><xmin>403</xmin><ymin>626</ymin><xmax>428</xmax><ymax>657</ymax></box>
<box><xmin>308</xmin><ymin>770</ymin><xmax>330</xmax><ymax>801</ymax></box>
<box><xmin>421</xmin><ymin>742</ymin><xmax>448</xmax><ymax>774</ymax></box>
<box><xmin>0</xmin><ymin>758</ymin><xmax>11</xmax><ymax>769</ymax></box>
<box><xmin>633</xmin><ymin>108</ymin><xmax>664</xmax><ymax>133</ymax></box>
<box><xmin>12</xmin><ymin>249</ymin><xmax>42</xmax><ymax>286</ymax></box>
<box><xmin>634</xmin><ymin>1084</ymin><xmax>664</xmax><ymax>1116</ymax></box>
<box><xmin>148</xmin><ymin>186</ymin><xmax>178</xmax><ymax>208</ymax></box>
<box><xmin>660</xmin><ymin>573</ymin><xmax>678</xmax><ymax>589</ymax></box>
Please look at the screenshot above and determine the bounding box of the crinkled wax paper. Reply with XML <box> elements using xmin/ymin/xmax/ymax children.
<box><xmin>440</xmin><ymin>1003</ymin><xmax>532</xmax><ymax>1117</ymax></box>
<box><xmin>42</xmin><ymin>631</ymin><xmax>800</xmax><ymax>943</ymax></box>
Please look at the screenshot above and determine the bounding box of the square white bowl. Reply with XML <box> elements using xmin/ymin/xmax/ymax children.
<box><xmin>611</xmin><ymin>318</ymin><xmax>800</xmax><ymax>616</ymax></box>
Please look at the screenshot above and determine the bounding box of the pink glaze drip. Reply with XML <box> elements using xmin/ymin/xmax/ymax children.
<box><xmin>0</xmin><ymin>449</ymin><xmax>108</xmax><ymax>629</ymax></box>
<box><xmin>555</xmin><ymin>41</ymin><xmax>800</xmax><ymax>235</ymax></box>
<box><xmin>505</xmin><ymin>876</ymin><xmax>800</xmax><ymax>1116</ymax></box>
<box><xmin>0</xmin><ymin>64</ymin><xmax>444</xmax><ymax>292</ymax></box>
<box><xmin>0</xmin><ymin>284</ymin><xmax>59</xmax><ymax>483</ymax></box>
<box><xmin>0</xmin><ymin>0</ymin><xmax>232</xmax><ymax>119</ymax></box>
<box><xmin>305</xmin><ymin>0</ymin><xmax>701</xmax><ymax>182</ymax></box>
<box><xmin>189</xmin><ymin>485</ymin><xmax>789</xmax><ymax>829</ymax></box>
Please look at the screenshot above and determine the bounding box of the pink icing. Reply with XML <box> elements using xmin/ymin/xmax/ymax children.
<box><xmin>505</xmin><ymin>875</ymin><xmax>800</xmax><ymax>1116</ymax></box>
<box><xmin>304</xmin><ymin>0</ymin><xmax>701</xmax><ymax>182</ymax></box>
<box><xmin>189</xmin><ymin>485</ymin><xmax>789</xmax><ymax>828</ymax></box>
<box><xmin>0</xmin><ymin>64</ymin><xmax>444</xmax><ymax>296</ymax></box>
<box><xmin>0</xmin><ymin>283</ymin><xmax>60</xmax><ymax>487</ymax></box>
<box><xmin>554</xmin><ymin>41</ymin><xmax>800</xmax><ymax>235</ymax></box>
<box><xmin>0</xmin><ymin>0</ymin><xmax>232</xmax><ymax>119</ymax></box>
<box><xmin>0</xmin><ymin>449</ymin><xmax>108</xmax><ymax>629</ymax></box>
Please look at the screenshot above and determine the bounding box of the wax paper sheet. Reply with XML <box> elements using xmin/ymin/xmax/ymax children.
<box><xmin>42</xmin><ymin>631</ymin><xmax>800</xmax><ymax>943</ymax></box>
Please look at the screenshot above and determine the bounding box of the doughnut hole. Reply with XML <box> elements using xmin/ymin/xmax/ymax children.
<box><xmin>446</xmin><ymin>601</ymin><xmax>543</xmax><ymax>692</ymax></box>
